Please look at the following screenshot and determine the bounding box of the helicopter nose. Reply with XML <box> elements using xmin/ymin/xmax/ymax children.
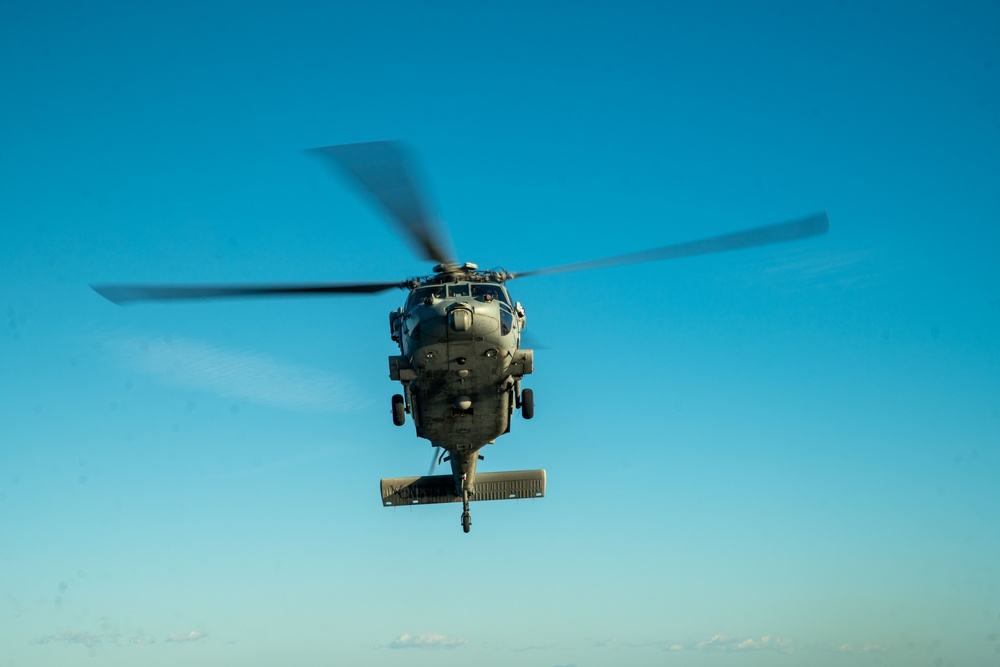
<box><xmin>449</xmin><ymin>306</ymin><xmax>473</xmax><ymax>332</ymax></box>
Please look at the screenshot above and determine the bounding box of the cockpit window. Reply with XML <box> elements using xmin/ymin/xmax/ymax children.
<box><xmin>406</xmin><ymin>286</ymin><xmax>443</xmax><ymax>309</ymax></box>
<box><xmin>500</xmin><ymin>307</ymin><xmax>513</xmax><ymax>335</ymax></box>
<box><xmin>471</xmin><ymin>283</ymin><xmax>510</xmax><ymax>304</ymax></box>
<box><xmin>406</xmin><ymin>283</ymin><xmax>510</xmax><ymax>308</ymax></box>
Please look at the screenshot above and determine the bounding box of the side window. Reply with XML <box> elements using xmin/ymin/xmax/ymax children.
<box><xmin>500</xmin><ymin>306</ymin><xmax>513</xmax><ymax>336</ymax></box>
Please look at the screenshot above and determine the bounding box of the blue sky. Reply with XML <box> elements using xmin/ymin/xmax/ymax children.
<box><xmin>2</xmin><ymin>1</ymin><xmax>999</xmax><ymax>665</ymax></box>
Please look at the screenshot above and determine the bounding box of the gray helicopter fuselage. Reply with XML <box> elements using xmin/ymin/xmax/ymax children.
<box><xmin>388</xmin><ymin>279</ymin><xmax>532</xmax><ymax>486</ymax></box>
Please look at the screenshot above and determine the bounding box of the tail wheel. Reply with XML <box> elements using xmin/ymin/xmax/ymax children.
<box><xmin>391</xmin><ymin>394</ymin><xmax>406</xmax><ymax>426</ymax></box>
<box><xmin>521</xmin><ymin>388</ymin><xmax>534</xmax><ymax>420</ymax></box>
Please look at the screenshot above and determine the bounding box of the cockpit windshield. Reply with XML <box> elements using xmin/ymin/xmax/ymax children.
<box><xmin>471</xmin><ymin>283</ymin><xmax>510</xmax><ymax>304</ymax></box>
<box><xmin>406</xmin><ymin>282</ymin><xmax>511</xmax><ymax>309</ymax></box>
<box><xmin>405</xmin><ymin>286</ymin><xmax>443</xmax><ymax>309</ymax></box>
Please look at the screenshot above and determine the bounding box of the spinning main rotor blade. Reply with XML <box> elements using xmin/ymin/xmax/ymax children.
<box><xmin>92</xmin><ymin>281</ymin><xmax>405</xmax><ymax>305</ymax></box>
<box><xmin>511</xmin><ymin>212</ymin><xmax>829</xmax><ymax>278</ymax></box>
<box><xmin>310</xmin><ymin>141</ymin><xmax>455</xmax><ymax>265</ymax></box>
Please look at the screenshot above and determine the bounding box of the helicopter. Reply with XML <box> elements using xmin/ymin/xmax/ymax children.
<box><xmin>92</xmin><ymin>141</ymin><xmax>829</xmax><ymax>533</ymax></box>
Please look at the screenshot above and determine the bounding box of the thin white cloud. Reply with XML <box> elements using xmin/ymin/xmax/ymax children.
<box><xmin>36</xmin><ymin>631</ymin><xmax>156</xmax><ymax>647</ymax></box>
<box><xmin>36</xmin><ymin>628</ymin><xmax>207</xmax><ymax>648</ymax></box>
<box><xmin>594</xmin><ymin>634</ymin><xmax>894</xmax><ymax>657</ymax></box>
<box><xmin>684</xmin><ymin>634</ymin><xmax>794</xmax><ymax>654</ymax></box>
<box><xmin>594</xmin><ymin>634</ymin><xmax>795</xmax><ymax>654</ymax></box>
<box><xmin>112</xmin><ymin>334</ymin><xmax>364</xmax><ymax>412</ymax></box>
<box><xmin>387</xmin><ymin>633</ymin><xmax>468</xmax><ymax>649</ymax></box>
<box><xmin>36</xmin><ymin>631</ymin><xmax>118</xmax><ymax>648</ymax></box>
<box><xmin>591</xmin><ymin>638</ymin><xmax>651</xmax><ymax>648</ymax></box>
<box><xmin>837</xmin><ymin>642</ymin><xmax>887</xmax><ymax>654</ymax></box>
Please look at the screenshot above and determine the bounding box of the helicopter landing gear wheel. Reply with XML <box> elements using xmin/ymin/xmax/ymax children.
<box><xmin>520</xmin><ymin>388</ymin><xmax>534</xmax><ymax>420</ymax></box>
<box><xmin>391</xmin><ymin>394</ymin><xmax>406</xmax><ymax>426</ymax></box>
<box><xmin>461</xmin><ymin>511</ymin><xmax>471</xmax><ymax>533</ymax></box>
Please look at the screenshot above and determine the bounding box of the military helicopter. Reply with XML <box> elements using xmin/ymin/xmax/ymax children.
<box><xmin>93</xmin><ymin>141</ymin><xmax>829</xmax><ymax>533</ymax></box>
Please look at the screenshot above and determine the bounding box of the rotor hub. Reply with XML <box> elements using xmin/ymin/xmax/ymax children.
<box><xmin>432</xmin><ymin>262</ymin><xmax>478</xmax><ymax>275</ymax></box>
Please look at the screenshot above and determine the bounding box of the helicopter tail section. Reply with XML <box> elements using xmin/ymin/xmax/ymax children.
<box><xmin>380</xmin><ymin>469</ymin><xmax>546</xmax><ymax>507</ymax></box>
